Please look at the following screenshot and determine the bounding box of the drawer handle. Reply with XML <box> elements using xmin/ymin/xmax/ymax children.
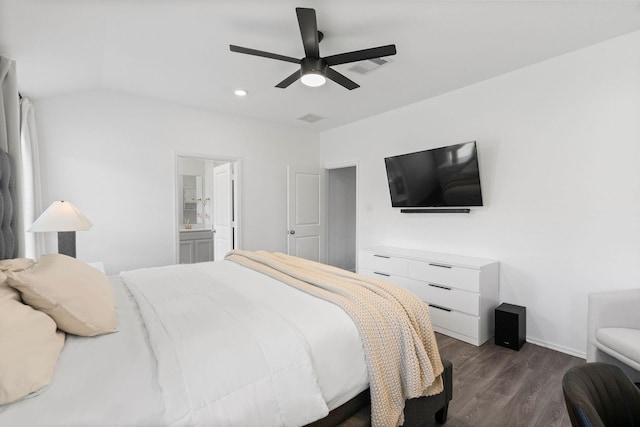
<box><xmin>373</xmin><ymin>254</ymin><xmax>390</xmax><ymax>259</ymax></box>
<box><xmin>374</xmin><ymin>271</ymin><xmax>390</xmax><ymax>277</ymax></box>
<box><xmin>429</xmin><ymin>304</ymin><xmax>452</xmax><ymax>312</ymax></box>
<box><xmin>428</xmin><ymin>283</ymin><xmax>452</xmax><ymax>291</ymax></box>
<box><xmin>429</xmin><ymin>263</ymin><xmax>452</xmax><ymax>269</ymax></box>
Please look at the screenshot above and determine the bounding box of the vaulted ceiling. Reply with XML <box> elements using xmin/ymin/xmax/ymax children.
<box><xmin>2</xmin><ymin>0</ymin><xmax>640</xmax><ymax>131</ymax></box>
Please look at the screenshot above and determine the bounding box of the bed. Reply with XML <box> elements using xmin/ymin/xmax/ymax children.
<box><xmin>0</xmin><ymin>150</ymin><xmax>452</xmax><ymax>427</ymax></box>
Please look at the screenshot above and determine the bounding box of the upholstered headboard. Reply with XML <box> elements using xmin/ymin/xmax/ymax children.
<box><xmin>0</xmin><ymin>149</ymin><xmax>18</xmax><ymax>259</ymax></box>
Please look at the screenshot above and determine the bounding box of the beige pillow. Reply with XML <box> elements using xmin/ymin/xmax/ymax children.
<box><xmin>6</xmin><ymin>254</ymin><xmax>117</xmax><ymax>337</ymax></box>
<box><xmin>0</xmin><ymin>257</ymin><xmax>35</xmax><ymax>273</ymax></box>
<box><xmin>0</xmin><ymin>282</ymin><xmax>65</xmax><ymax>405</ymax></box>
<box><xmin>0</xmin><ymin>258</ymin><xmax>35</xmax><ymax>285</ymax></box>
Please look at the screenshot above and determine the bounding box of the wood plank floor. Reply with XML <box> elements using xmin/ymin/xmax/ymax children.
<box><xmin>435</xmin><ymin>333</ymin><xmax>584</xmax><ymax>427</ymax></box>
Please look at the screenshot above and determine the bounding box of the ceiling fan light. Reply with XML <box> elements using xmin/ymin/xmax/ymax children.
<box><xmin>301</xmin><ymin>72</ymin><xmax>326</xmax><ymax>87</ymax></box>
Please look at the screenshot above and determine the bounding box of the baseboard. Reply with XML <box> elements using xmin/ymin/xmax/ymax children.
<box><xmin>525</xmin><ymin>336</ymin><xmax>586</xmax><ymax>360</ymax></box>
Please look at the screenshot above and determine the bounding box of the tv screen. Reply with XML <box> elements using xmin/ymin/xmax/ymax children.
<box><xmin>384</xmin><ymin>141</ymin><xmax>483</xmax><ymax>207</ymax></box>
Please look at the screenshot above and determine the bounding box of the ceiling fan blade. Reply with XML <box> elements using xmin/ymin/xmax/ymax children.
<box><xmin>326</xmin><ymin>67</ymin><xmax>359</xmax><ymax>90</ymax></box>
<box><xmin>230</xmin><ymin>45</ymin><xmax>300</xmax><ymax>64</ymax></box>
<box><xmin>275</xmin><ymin>70</ymin><xmax>301</xmax><ymax>88</ymax></box>
<box><xmin>324</xmin><ymin>44</ymin><xmax>397</xmax><ymax>66</ymax></box>
<box><xmin>296</xmin><ymin>8</ymin><xmax>320</xmax><ymax>58</ymax></box>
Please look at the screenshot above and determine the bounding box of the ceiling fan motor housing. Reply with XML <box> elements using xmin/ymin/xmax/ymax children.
<box><xmin>301</xmin><ymin>58</ymin><xmax>328</xmax><ymax>76</ymax></box>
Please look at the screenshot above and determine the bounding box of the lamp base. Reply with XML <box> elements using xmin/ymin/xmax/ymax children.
<box><xmin>58</xmin><ymin>231</ymin><xmax>76</xmax><ymax>258</ymax></box>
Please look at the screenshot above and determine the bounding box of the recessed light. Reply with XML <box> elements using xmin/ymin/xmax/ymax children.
<box><xmin>234</xmin><ymin>89</ymin><xmax>248</xmax><ymax>97</ymax></box>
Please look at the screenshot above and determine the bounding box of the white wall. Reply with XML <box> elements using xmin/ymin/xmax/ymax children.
<box><xmin>35</xmin><ymin>89</ymin><xmax>319</xmax><ymax>273</ymax></box>
<box><xmin>177</xmin><ymin>156</ymin><xmax>206</xmax><ymax>177</ymax></box>
<box><xmin>320</xmin><ymin>31</ymin><xmax>640</xmax><ymax>357</ymax></box>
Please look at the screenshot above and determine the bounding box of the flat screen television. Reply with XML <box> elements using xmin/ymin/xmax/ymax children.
<box><xmin>384</xmin><ymin>141</ymin><xmax>483</xmax><ymax>208</ymax></box>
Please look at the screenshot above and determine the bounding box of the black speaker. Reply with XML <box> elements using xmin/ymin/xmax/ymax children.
<box><xmin>495</xmin><ymin>303</ymin><xmax>526</xmax><ymax>351</ymax></box>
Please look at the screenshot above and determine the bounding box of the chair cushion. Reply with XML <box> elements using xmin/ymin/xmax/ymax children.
<box><xmin>596</xmin><ymin>328</ymin><xmax>640</xmax><ymax>371</ymax></box>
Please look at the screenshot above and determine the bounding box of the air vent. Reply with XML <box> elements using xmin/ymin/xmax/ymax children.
<box><xmin>348</xmin><ymin>57</ymin><xmax>391</xmax><ymax>75</ymax></box>
<box><xmin>297</xmin><ymin>113</ymin><xmax>325</xmax><ymax>123</ymax></box>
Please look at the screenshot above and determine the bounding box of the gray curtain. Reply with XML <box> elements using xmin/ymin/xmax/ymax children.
<box><xmin>0</xmin><ymin>56</ymin><xmax>25</xmax><ymax>257</ymax></box>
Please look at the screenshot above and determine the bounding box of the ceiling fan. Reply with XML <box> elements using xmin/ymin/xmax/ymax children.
<box><xmin>229</xmin><ymin>7</ymin><xmax>397</xmax><ymax>90</ymax></box>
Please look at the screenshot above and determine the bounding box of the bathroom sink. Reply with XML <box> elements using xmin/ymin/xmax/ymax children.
<box><xmin>180</xmin><ymin>226</ymin><xmax>211</xmax><ymax>232</ymax></box>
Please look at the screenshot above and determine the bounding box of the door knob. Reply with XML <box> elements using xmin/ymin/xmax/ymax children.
<box><xmin>288</xmin><ymin>230</ymin><xmax>296</xmax><ymax>235</ymax></box>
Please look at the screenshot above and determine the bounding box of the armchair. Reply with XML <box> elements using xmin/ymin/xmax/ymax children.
<box><xmin>563</xmin><ymin>363</ymin><xmax>640</xmax><ymax>427</ymax></box>
<box><xmin>587</xmin><ymin>288</ymin><xmax>640</xmax><ymax>382</ymax></box>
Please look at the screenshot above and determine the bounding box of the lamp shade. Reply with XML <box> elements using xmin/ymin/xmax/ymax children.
<box><xmin>28</xmin><ymin>201</ymin><xmax>92</xmax><ymax>232</ymax></box>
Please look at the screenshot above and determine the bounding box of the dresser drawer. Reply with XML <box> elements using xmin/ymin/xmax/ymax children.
<box><xmin>358</xmin><ymin>268</ymin><xmax>408</xmax><ymax>288</ymax></box>
<box><xmin>359</xmin><ymin>274</ymin><xmax>479</xmax><ymax>316</ymax></box>
<box><xmin>408</xmin><ymin>260</ymin><xmax>480</xmax><ymax>292</ymax></box>
<box><xmin>427</xmin><ymin>304</ymin><xmax>479</xmax><ymax>340</ymax></box>
<box><xmin>403</xmin><ymin>279</ymin><xmax>479</xmax><ymax>316</ymax></box>
<box><xmin>359</xmin><ymin>252</ymin><xmax>409</xmax><ymax>277</ymax></box>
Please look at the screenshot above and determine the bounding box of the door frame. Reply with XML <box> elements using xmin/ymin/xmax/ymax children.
<box><xmin>174</xmin><ymin>152</ymin><xmax>242</xmax><ymax>264</ymax></box>
<box><xmin>324</xmin><ymin>160</ymin><xmax>359</xmax><ymax>271</ymax></box>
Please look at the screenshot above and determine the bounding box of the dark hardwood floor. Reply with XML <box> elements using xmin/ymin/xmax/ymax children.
<box><xmin>435</xmin><ymin>333</ymin><xmax>584</xmax><ymax>427</ymax></box>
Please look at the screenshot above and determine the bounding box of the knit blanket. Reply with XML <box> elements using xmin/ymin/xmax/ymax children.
<box><xmin>225</xmin><ymin>250</ymin><xmax>444</xmax><ymax>427</ymax></box>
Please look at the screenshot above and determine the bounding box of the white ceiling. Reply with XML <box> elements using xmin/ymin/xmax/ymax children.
<box><xmin>2</xmin><ymin>0</ymin><xmax>640</xmax><ymax>131</ymax></box>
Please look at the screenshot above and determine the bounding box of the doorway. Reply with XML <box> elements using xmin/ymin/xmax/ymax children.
<box><xmin>175</xmin><ymin>154</ymin><xmax>240</xmax><ymax>264</ymax></box>
<box><xmin>326</xmin><ymin>165</ymin><xmax>357</xmax><ymax>272</ymax></box>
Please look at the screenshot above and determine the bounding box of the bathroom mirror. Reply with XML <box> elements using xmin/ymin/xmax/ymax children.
<box><xmin>181</xmin><ymin>175</ymin><xmax>203</xmax><ymax>226</ymax></box>
<box><xmin>177</xmin><ymin>156</ymin><xmax>214</xmax><ymax>230</ymax></box>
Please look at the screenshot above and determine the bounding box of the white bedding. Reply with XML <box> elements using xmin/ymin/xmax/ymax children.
<box><xmin>0</xmin><ymin>276</ymin><xmax>166</xmax><ymax>426</ymax></box>
<box><xmin>0</xmin><ymin>260</ymin><xmax>368</xmax><ymax>426</ymax></box>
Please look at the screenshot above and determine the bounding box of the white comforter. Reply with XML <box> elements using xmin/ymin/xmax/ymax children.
<box><xmin>0</xmin><ymin>260</ymin><xmax>368</xmax><ymax>426</ymax></box>
<box><xmin>122</xmin><ymin>261</ymin><xmax>368</xmax><ymax>426</ymax></box>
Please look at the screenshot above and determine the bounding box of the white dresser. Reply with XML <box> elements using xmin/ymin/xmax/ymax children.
<box><xmin>358</xmin><ymin>246</ymin><xmax>500</xmax><ymax>346</ymax></box>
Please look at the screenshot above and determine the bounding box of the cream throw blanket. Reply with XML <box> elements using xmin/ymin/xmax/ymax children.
<box><xmin>225</xmin><ymin>250</ymin><xmax>444</xmax><ymax>427</ymax></box>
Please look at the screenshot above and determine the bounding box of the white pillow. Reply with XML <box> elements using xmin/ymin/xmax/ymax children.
<box><xmin>0</xmin><ymin>282</ymin><xmax>65</xmax><ymax>405</ymax></box>
<box><xmin>6</xmin><ymin>254</ymin><xmax>117</xmax><ymax>337</ymax></box>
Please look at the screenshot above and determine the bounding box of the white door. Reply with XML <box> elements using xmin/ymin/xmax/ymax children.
<box><xmin>287</xmin><ymin>165</ymin><xmax>324</xmax><ymax>262</ymax></box>
<box><xmin>213</xmin><ymin>163</ymin><xmax>233</xmax><ymax>260</ymax></box>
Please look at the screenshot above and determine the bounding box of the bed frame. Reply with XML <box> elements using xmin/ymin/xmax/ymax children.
<box><xmin>308</xmin><ymin>359</ymin><xmax>452</xmax><ymax>427</ymax></box>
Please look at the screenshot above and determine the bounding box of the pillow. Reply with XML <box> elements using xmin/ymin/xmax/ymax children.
<box><xmin>0</xmin><ymin>282</ymin><xmax>65</xmax><ymax>405</ymax></box>
<box><xmin>0</xmin><ymin>258</ymin><xmax>35</xmax><ymax>285</ymax></box>
<box><xmin>0</xmin><ymin>258</ymin><xmax>35</xmax><ymax>273</ymax></box>
<box><xmin>6</xmin><ymin>254</ymin><xmax>117</xmax><ymax>337</ymax></box>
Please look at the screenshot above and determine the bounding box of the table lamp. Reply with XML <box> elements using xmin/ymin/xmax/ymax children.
<box><xmin>28</xmin><ymin>201</ymin><xmax>93</xmax><ymax>258</ymax></box>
